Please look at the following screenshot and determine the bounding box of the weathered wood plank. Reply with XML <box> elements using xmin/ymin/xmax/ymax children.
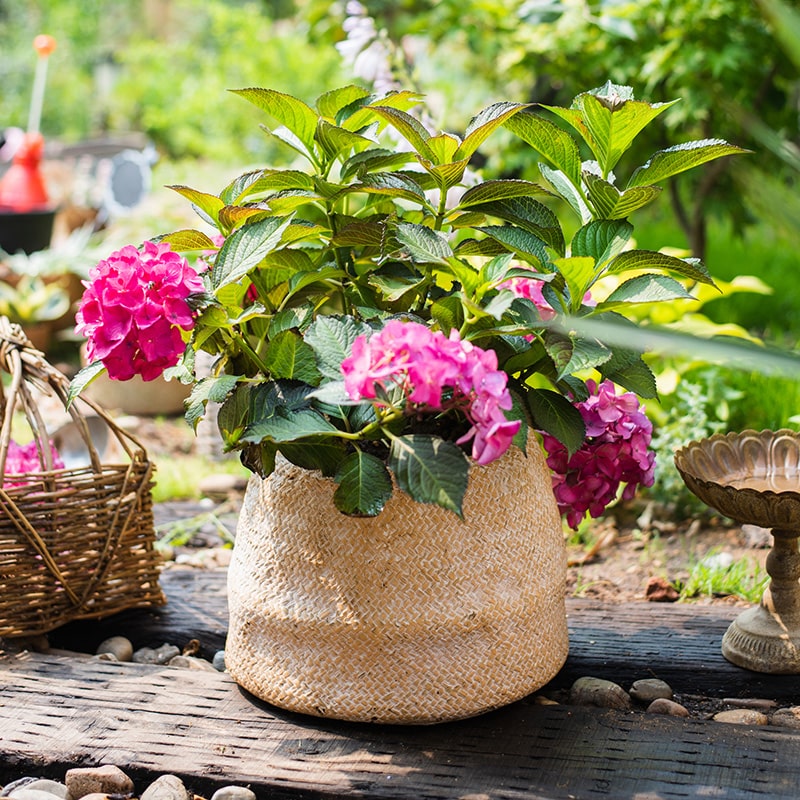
<box><xmin>0</xmin><ymin>649</ymin><xmax>798</xmax><ymax>800</ymax></box>
<box><xmin>51</xmin><ymin>570</ymin><xmax>800</xmax><ymax>702</ymax></box>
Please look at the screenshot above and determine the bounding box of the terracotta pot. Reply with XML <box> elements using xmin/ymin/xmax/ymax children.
<box><xmin>226</xmin><ymin>442</ymin><xmax>568</xmax><ymax>724</ymax></box>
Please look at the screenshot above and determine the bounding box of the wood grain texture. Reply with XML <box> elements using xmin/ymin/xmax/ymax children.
<box><xmin>1</xmin><ymin>649</ymin><xmax>799</xmax><ymax>799</ymax></box>
<box><xmin>6</xmin><ymin>569</ymin><xmax>800</xmax><ymax>798</ymax></box>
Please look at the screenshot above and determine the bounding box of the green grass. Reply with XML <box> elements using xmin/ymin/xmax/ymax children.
<box><xmin>678</xmin><ymin>548</ymin><xmax>770</xmax><ymax>604</ymax></box>
<box><xmin>150</xmin><ymin>454</ymin><xmax>249</xmax><ymax>503</ymax></box>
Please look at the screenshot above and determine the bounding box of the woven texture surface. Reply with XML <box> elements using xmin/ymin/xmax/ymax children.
<box><xmin>227</xmin><ymin>443</ymin><xmax>568</xmax><ymax>724</ymax></box>
<box><xmin>0</xmin><ymin>319</ymin><xmax>165</xmax><ymax>637</ymax></box>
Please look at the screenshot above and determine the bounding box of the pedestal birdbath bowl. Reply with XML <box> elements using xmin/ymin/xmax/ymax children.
<box><xmin>675</xmin><ymin>429</ymin><xmax>800</xmax><ymax>673</ymax></box>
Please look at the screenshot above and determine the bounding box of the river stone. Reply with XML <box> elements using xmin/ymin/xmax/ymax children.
<box><xmin>95</xmin><ymin>635</ymin><xmax>133</xmax><ymax>662</ymax></box>
<box><xmin>5</xmin><ymin>789</ymin><xmax>66</xmax><ymax>800</ymax></box>
<box><xmin>210</xmin><ymin>787</ymin><xmax>258</xmax><ymax>800</ymax></box>
<box><xmin>772</xmin><ymin>707</ymin><xmax>800</xmax><ymax>729</ymax></box>
<box><xmin>713</xmin><ymin>709</ymin><xmax>769</xmax><ymax>725</ymax></box>
<box><xmin>212</xmin><ymin>650</ymin><xmax>226</xmax><ymax>671</ymax></box>
<box><xmin>7</xmin><ymin>780</ymin><xmax>68</xmax><ymax>800</ymax></box>
<box><xmin>140</xmin><ymin>774</ymin><xmax>191</xmax><ymax>800</ymax></box>
<box><xmin>630</xmin><ymin>678</ymin><xmax>673</xmax><ymax>704</ymax></box>
<box><xmin>168</xmin><ymin>655</ymin><xmax>218</xmax><ymax>671</ymax></box>
<box><xmin>570</xmin><ymin>677</ymin><xmax>631</xmax><ymax>709</ymax></box>
<box><xmin>647</xmin><ymin>698</ymin><xmax>690</xmax><ymax>717</ymax></box>
<box><xmin>65</xmin><ymin>765</ymin><xmax>134</xmax><ymax>798</ymax></box>
<box><xmin>133</xmin><ymin>643</ymin><xmax>180</xmax><ymax>665</ymax></box>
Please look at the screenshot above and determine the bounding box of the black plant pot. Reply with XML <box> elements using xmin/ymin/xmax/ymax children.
<box><xmin>0</xmin><ymin>208</ymin><xmax>55</xmax><ymax>255</ymax></box>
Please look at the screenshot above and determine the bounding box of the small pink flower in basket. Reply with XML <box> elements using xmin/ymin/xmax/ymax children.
<box><xmin>75</xmin><ymin>241</ymin><xmax>204</xmax><ymax>382</ymax></box>
<box><xmin>3</xmin><ymin>440</ymin><xmax>64</xmax><ymax>487</ymax></box>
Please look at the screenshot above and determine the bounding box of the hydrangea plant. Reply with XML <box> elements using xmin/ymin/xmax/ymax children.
<box><xmin>70</xmin><ymin>81</ymin><xmax>745</xmax><ymax>522</ymax></box>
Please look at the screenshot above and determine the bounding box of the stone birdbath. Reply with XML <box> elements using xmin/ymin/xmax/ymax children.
<box><xmin>675</xmin><ymin>429</ymin><xmax>800</xmax><ymax>673</ymax></box>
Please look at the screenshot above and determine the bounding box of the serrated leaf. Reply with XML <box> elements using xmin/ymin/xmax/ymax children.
<box><xmin>340</xmin><ymin>90</ymin><xmax>423</xmax><ymax>132</ymax></box>
<box><xmin>388</xmin><ymin>435</ymin><xmax>469</xmax><ymax>516</ymax></box>
<box><xmin>571</xmin><ymin>220</ymin><xmax>633</xmax><ymax>267</ymax></box>
<box><xmin>340</xmin><ymin>149</ymin><xmax>414</xmax><ymax>181</ymax></box>
<box><xmin>317</xmin><ymin>85</ymin><xmax>372</xmax><ymax>119</ymax></box>
<box><xmin>242</xmin><ymin>407</ymin><xmax>338</xmax><ymax>444</ymax></box>
<box><xmin>255</xmin><ymin>249</ymin><xmax>315</xmax><ymax>292</ymax></box>
<box><xmin>331</xmin><ymin>220</ymin><xmax>386</xmax><ymax>248</ymax></box>
<box><xmin>456</xmin><ymin>101</ymin><xmax>525</xmax><ymax>160</ymax></box>
<box><xmin>426</xmin><ymin>133</ymin><xmax>462</xmax><ymax>164</ymax></box>
<box><xmin>454</xmin><ymin>237</ymin><xmax>511</xmax><ymax>258</ymax></box>
<box><xmin>458</xmin><ymin>179</ymin><xmax>552</xmax><ymax>208</ymax></box>
<box><xmin>157</xmin><ymin>229</ymin><xmax>218</xmax><ymax>252</ymax></box>
<box><xmin>628</xmin><ymin>140</ymin><xmax>749</xmax><ymax>188</ymax></box>
<box><xmin>503</xmin><ymin>111</ymin><xmax>582</xmax><ymax>187</ymax></box>
<box><xmin>553</xmin><ymin>256</ymin><xmax>596</xmax><ymax>311</ymax></box>
<box><xmin>469</xmin><ymin>196</ymin><xmax>565</xmax><ymax>255</ymax></box>
<box><xmin>333</xmin><ymin>451</ymin><xmax>393</xmax><ymax>516</ymax></box>
<box><xmin>476</xmin><ymin>226</ymin><xmax>547</xmax><ymax>267</ymax></box>
<box><xmin>316</xmin><ymin>118</ymin><xmax>374</xmax><ymax>161</ymax></box>
<box><xmin>395</xmin><ymin>221</ymin><xmax>453</xmax><ymax>264</ymax></box>
<box><xmin>263</xmin><ymin>330</ymin><xmax>322</xmax><ymax>384</ymax></box>
<box><xmin>597</xmin><ymin>273</ymin><xmax>694</xmax><ymax>310</ymax></box>
<box><xmin>600</xmin><ymin>354</ymin><xmax>657</xmax><ymax>399</ymax></box>
<box><xmin>286</xmin><ymin>266</ymin><xmax>345</xmax><ymax>298</ymax></box>
<box><xmin>187</xmin><ymin>374</ymin><xmax>241</xmax><ymax>432</ymax></box>
<box><xmin>370</xmin><ymin>106</ymin><xmax>434</xmax><ymax>160</ymax></box>
<box><xmin>430</xmin><ymin>295</ymin><xmax>465</xmax><ymax>332</ymax></box>
<box><xmin>227</xmin><ymin>170</ymin><xmax>316</xmax><ymax>203</ymax></box>
<box><xmin>304</xmin><ymin>315</ymin><xmax>373</xmax><ymax>381</ymax></box>
<box><xmin>67</xmin><ymin>360</ymin><xmax>106</xmax><ymax>407</ymax></box>
<box><xmin>605</xmin><ymin>249</ymin><xmax>716</xmax><ymax>286</ymax></box>
<box><xmin>168</xmin><ymin>185</ymin><xmax>225</xmax><ymax>225</ymax></box>
<box><xmin>584</xmin><ymin>173</ymin><xmax>662</xmax><ymax>219</ymax></box>
<box><xmin>576</xmin><ymin>90</ymin><xmax>676</xmax><ymax>174</ymax></box>
<box><xmin>231</xmin><ymin>88</ymin><xmax>319</xmax><ymax>150</ymax></box>
<box><xmin>213</xmin><ymin>216</ymin><xmax>292</xmax><ymax>291</ymax></box>
<box><xmin>557</xmin><ymin>335</ymin><xmax>612</xmax><ymax>379</ymax></box>
<box><xmin>527</xmin><ymin>388</ymin><xmax>585</xmax><ymax>455</ymax></box>
<box><xmin>539</xmin><ymin>163</ymin><xmax>592</xmax><ymax>223</ymax></box>
<box><xmin>279</xmin><ymin>440</ymin><xmax>347</xmax><ymax>477</ymax></box>
<box><xmin>336</xmin><ymin>172</ymin><xmax>429</xmax><ymax>205</ymax></box>
<box><xmin>418</xmin><ymin>157</ymin><xmax>470</xmax><ymax>192</ymax></box>
<box><xmin>216</xmin><ymin>381</ymin><xmax>252</xmax><ymax>447</ymax></box>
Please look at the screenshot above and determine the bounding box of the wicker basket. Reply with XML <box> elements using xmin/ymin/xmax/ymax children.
<box><xmin>226</xmin><ymin>442</ymin><xmax>568</xmax><ymax>724</ymax></box>
<box><xmin>0</xmin><ymin>318</ymin><xmax>165</xmax><ymax>638</ymax></box>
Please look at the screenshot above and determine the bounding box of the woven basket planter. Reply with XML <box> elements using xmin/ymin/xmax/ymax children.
<box><xmin>0</xmin><ymin>319</ymin><xmax>165</xmax><ymax>638</ymax></box>
<box><xmin>226</xmin><ymin>442</ymin><xmax>568</xmax><ymax>724</ymax></box>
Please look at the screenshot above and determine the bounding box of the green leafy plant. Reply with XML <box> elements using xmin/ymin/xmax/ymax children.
<box><xmin>71</xmin><ymin>81</ymin><xmax>746</xmax><ymax>519</ymax></box>
<box><xmin>678</xmin><ymin>548</ymin><xmax>769</xmax><ymax>604</ymax></box>
<box><xmin>0</xmin><ymin>275</ymin><xmax>69</xmax><ymax>324</ymax></box>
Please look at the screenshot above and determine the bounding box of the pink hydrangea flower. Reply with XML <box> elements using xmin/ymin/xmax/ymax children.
<box><xmin>4</xmin><ymin>439</ymin><xmax>64</xmax><ymax>486</ymax></box>
<box><xmin>542</xmin><ymin>379</ymin><xmax>655</xmax><ymax>528</ymax></box>
<box><xmin>500</xmin><ymin>273</ymin><xmax>557</xmax><ymax>321</ymax></box>
<box><xmin>341</xmin><ymin>321</ymin><xmax>521</xmax><ymax>465</ymax></box>
<box><xmin>75</xmin><ymin>241</ymin><xmax>204</xmax><ymax>381</ymax></box>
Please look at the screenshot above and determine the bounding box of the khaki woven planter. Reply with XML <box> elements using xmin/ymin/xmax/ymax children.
<box><xmin>226</xmin><ymin>442</ymin><xmax>568</xmax><ymax>724</ymax></box>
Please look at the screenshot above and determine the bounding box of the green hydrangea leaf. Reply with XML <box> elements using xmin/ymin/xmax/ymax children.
<box><xmin>263</xmin><ymin>330</ymin><xmax>322</xmax><ymax>384</ymax></box>
<box><xmin>167</xmin><ymin>185</ymin><xmax>225</xmax><ymax>226</ymax></box>
<box><xmin>304</xmin><ymin>315</ymin><xmax>373</xmax><ymax>381</ymax></box>
<box><xmin>503</xmin><ymin>111</ymin><xmax>583</xmax><ymax>187</ymax></box>
<box><xmin>316</xmin><ymin>85</ymin><xmax>372</xmax><ymax>119</ymax></box>
<box><xmin>628</xmin><ymin>140</ymin><xmax>750</xmax><ymax>189</ymax></box>
<box><xmin>242</xmin><ymin>407</ymin><xmax>338</xmax><ymax>444</ymax></box>
<box><xmin>597</xmin><ymin>273</ymin><xmax>695</xmax><ymax>311</ymax></box>
<box><xmin>584</xmin><ymin>174</ymin><xmax>662</xmax><ymax>219</ymax></box>
<box><xmin>231</xmin><ymin>88</ymin><xmax>319</xmax><ymax>151</ymax></box>
<box><xmin>395</xmin><ymin>221</ymin><xmax>453</xmax><ymax>264</ymax></box>
<box><xmin>279</xmin><ymin>440</ymin><xmax>347</xmax><ymax>477</ymax></box>
<box><xmin>527</xmin><ymin>388</ymin><xmax>585</xmax><ymax>455</ymax></box>
<box><xmin>606</xmin><ymin>250</ymin><xmax>716</xmax><ymax>286</ymax></box>
<box><xmin>369</xmin><ymin>106</ymin><xmax>434</xmax><ymax>160</ymax></box>
<box><xmin>456</xmin><ymin>101</ymin><xmax>525</xmax><ymax>160</ymax></box>
<box><xmin>333</xmin><ymin>450</ymin><xmax>393</xmax><ymax>516</ymax></box>
<box><xmin>571</xmin><ymin>220</ymin><xmax>634</xmax><ymax>267</ymax></box>
<box><xmin>468</xmin><ymin>197</ymin><xmax>565</xmax><ymax>256</ymax></box>
<box><xmin>458</xmin><ymin>179</ymin><xmax>553</xmax><ymax>209</ymax></box>
<box><xmin>388</xmin><ymin>435</ymin><xmax>470</xmax><ymax>517</ymax></box>
<box><xmin>157</xmin><ymin>229</ymin><xmax>218</xmax><ymax>252</ymax></box>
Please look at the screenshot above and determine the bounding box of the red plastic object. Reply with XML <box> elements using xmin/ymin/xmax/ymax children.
<box><xmin>0</xmin><ymin>132</ymin><xmax>50</xmax><ymax>212</ymax></box>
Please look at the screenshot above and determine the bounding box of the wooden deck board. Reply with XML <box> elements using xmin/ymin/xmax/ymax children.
<box><xmin>4</xmin><ymin>569</ymin><xmax>800</xmax><ymax>798</ymax></box>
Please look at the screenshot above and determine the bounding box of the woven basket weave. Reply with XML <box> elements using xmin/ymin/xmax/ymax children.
<box><xmin>226</xmin><ymin>441</ymin><xmax>568</xmax><ymax>724</ymax></box>
<box><xmin>0</xmin><ymin>318</ymin><xmax>165</xmax><ymax>638</ymax></box>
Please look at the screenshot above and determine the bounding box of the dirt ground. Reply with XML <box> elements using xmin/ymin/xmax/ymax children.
<box><xmin>135</xmin><ymin>414</ymin><xmax>771</xmax><ymax>608</ymax></box>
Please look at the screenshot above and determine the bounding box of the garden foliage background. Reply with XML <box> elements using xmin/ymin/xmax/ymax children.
<box><xmin>2</xmin><ymin>0</ymin><xmax>800</xmax><ymax>516</ymax></box>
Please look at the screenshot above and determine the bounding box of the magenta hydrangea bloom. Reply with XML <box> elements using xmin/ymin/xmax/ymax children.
<box><xmin>341</xmin><ymin>320</ymin><xmax>521</xmax><ymax>465</ymax></box>
<box><xmin>4</xmin><ymin>440</ymin><xmax>64</xmax><ymax>486</ymax></box>
<box><xmin>75</xmin><ymin>241</ymin><xmax>205</xmax><ymax>381</ymax></box>
<box><xmin>542</xmin><ymin>379</ymin><xmax>655</xmax><ymax>529</ymax></box>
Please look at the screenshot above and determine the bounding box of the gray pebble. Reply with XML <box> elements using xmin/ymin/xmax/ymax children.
<box><xmin>211</xmin><ymin>787</ymin><xmax>257</xmax><ymax>800</ymax></box>
<box><xmin>212</xmin><ymin>650</ymin><xmax>226</xmax><ymax>671</ymax></box>
<box><xmin>92</xmin><ymin>652</ymin><xmax>119</xmax><ymax>663</ymax></box>
<box><xmin>647</xmin><ymin>698</ymin><xmax>689</xmax><ymax>717</ymax></box>
<box><xmin>65</xmin><ymin>764</ymin><xmax>134</xmax><ymax>798</ymax></box>
<box><xmin>772</xmin><ymin>706</ymin><xmax>800</xmax><ymax>729</ymax></box>
<box><xmin>570</xmin><ymin>677</ymin><xmax>631</xmax><ymax>709</ymax></box>
<box><xmin>140</xmin><ymin>774</ymin><xmax>191</xmax><ymax>800</ymax></box>
<box><xmin>713</xmin><ymin>709</ymin><xmax>769</xmax><ymax>725</ymax></box>
<box><xmin>132</xmin><ymin>643</ymin><xmax>181</xmax><ymax>665</ymax></box>
<box><xmin>8</xmin><ymin>781</ymin><xmax>67</xmax><ymax>800</ymax></box>
<box><xmin>168</xmin><ymin>655</ymin><xmax>218</xmax><ymax>672</ymax></box>
<box><xmin>95</xmin><ymin>636</ymin><xmax>133</xmax><ymax>662</ymax></box>
<box><xmin>6</xmin><ymin>790</ymin><xmax>66</xmax><ymax>800</ymax></box>
<box><xmin>630</xmin><ymin>678</ymin><xmax>673</xmax><ymax>704</ymax></box>
<box><xmin>0</xmin><ymin>778</ymin><xmax>36</xmax><ymax>796</ymax></box>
